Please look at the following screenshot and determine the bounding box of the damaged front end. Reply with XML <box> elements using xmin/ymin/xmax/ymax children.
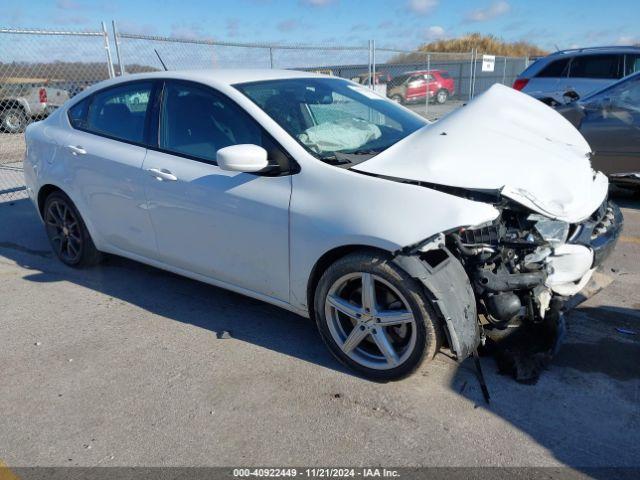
<box><xmin>455</xmin><ymin>199</ymin><xmax>623</xmax><ymax>380</ymax></box>
<box><xmin>395</xmin><ymin>198</ymin><xmax>623</xmax><ymax>382</ymax></box>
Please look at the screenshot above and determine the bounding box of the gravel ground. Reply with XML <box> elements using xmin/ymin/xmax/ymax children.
<box><xmin>0</xmin><ymin>189</ymin><xmax>638</xmax><ymax>471</ymax></box>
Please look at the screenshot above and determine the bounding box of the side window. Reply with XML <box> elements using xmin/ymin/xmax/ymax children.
<box><xmin>536</xmin><ymin>58</ymin><xmax>570</xmax><ymax>78</ymax></box>
<box><xmin>160</xmin><ymin>81</ymin><xmax>262</xmax><ymax>163</ymax></box>
<box><xmin>67</xmin><ymin>97</ymin><xmax>89</xmax><ymax>129</ymax></box>
<box><xmin>569</xmin><ymin>55</ymin><xmax>621</xmax><ymax>79</ymax></box>
<box><xmin>84</xmin><ymin>82</ymin><xmax>153</xmax><ymax>143</ymax></box>
<box><xmin>625</xmin><ymin>54</ymin><xmax>640</xmax><ymax>76</ymax></box>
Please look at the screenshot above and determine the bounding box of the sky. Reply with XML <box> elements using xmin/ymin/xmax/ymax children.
<box><xmin>4</xmin><ymin>0</ymin><xmax>640</xmax><ymax>52</ymax></box>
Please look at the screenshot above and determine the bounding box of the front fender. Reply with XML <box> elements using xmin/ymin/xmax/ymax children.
<box><xmin>393</xmin><ymin>249</ymin><xmax>480</xmax><ymax>361</ymax></box>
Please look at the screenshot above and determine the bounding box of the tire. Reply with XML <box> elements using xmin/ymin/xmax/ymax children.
<box><xmin>390</xmin><ymin>94</ymin><xmax>404</xmax><ymax>104</ymax></box>
<box><xmin>0</xmin><ymin>107</ymin><xmax>28</xmax><ymax>133</ymax></box>
<box><xmin>43</xmin><ymin>191</ymin><xmax>102</xmax><ymax>268</ymax></box>
<box><xmin>435</xmin><ymin>89</ymin><xmax>449</xmax><ymax>104</ymax></box>
<box><xmin>314</xmin><ymin>250</ymin><xmax>442</xmax><ymax>381</ymax></box>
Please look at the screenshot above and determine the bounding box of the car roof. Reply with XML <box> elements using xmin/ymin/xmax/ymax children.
<box><xmin>548</xmin><ymin>46</ymin><xmax>640</xmax><ymax>56</ymax></box>
<box><xmin>94</xmin><ymin>69</ymin><xmax>330</xmax><ymax>88</ymax></box>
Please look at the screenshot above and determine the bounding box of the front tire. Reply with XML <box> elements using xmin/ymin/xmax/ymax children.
<box><xmin>390</xmin><ymin>94</ymin><xmax>404</xmax><ymax>104</ymax></box>
<box><xmin>43</xmin><ymin>191</ymin><xmax>102</xmax><ymax>268</ymax></box>
<box><xmin>314</xmin><ymin>251</ymin><xmax>442</xmax><ymax>381</ymax></box>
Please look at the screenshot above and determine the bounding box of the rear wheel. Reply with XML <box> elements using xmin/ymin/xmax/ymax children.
<box><xmin>0</xmin><ymin>107</ymin><xmax>28</xmax><ymax>133</ymax></box>
<box><xmin>43</xmin><ymin>191</ymin><xmax>102</xmax><ymax>268</ymax></box>
<box><xmin>314</xmin><ymin>251</ymin><xmax>442</xmax><ymax>381</ymax></box>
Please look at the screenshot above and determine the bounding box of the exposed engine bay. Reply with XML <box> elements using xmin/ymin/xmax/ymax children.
<box><xmin>443</xmin><ymin>199</ymin><xmax>623</xmax><ymax>382</ymax></box>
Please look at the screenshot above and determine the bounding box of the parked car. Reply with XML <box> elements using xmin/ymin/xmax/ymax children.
<box><xmin>387</xmin><ymin>70</ymin><xmax>455</xmax><ymax>104</ymax></box>
<box><xmin>0</xmin><ymin>82</ymin><xmax>70</xmax><ymax>133</ymax></box>
<box><xmin>553</xmin><ymin>71</ymin><xmax>640</xmax><ymax>188</ymax></box>
<box><xmin>513</xmin><ymin>46</ymin><xmax>640</xmax><ymax>104</ymax></box>
<box><xmin>24</xmin><ymin>71</ymin><xmax>621</xmax><ymax>381</ymax></box>
<box><xmin>351</xmin><ymin>71</ymin><xmax>392</xmax><ymax>97</ymax></box>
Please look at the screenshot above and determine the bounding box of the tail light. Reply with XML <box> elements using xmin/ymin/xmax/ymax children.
<box><xmin>512</xmin><ymin>78</ymin><xmax>529</xmax><ymax>91</ymax></box>
<box><xmin>39</xmin><ymin>88</ymin><xmax>47</xmax><ymax>103</ymax></box>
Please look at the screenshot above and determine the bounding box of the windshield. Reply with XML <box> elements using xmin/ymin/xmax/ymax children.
<box><xmin>234</xmin><ymin>77</ymin><xmax>427</xmax><ymax>165</ymax></box>
<box><xmin>582</xmin><ymin>72</ymin><xmax>640</xmax><ymax>112</ymax></box>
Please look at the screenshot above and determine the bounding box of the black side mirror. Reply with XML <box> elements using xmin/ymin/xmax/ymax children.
<box><xmin>562</xmin><ymin>90</ymin><xmax>580</xmax><ymax>103</ymax></box>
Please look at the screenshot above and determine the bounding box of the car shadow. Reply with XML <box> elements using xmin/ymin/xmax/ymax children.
<box><xmin>610</xmin><ymin>185</ymin><xmax>640</xmax><ymax>210</ymax></box>
<box><xmin>450</xmin><ymin>304</ymin><xmax>640</xmax><ymax>475</ymax></box>
<box><xmin>0</xmin><ymin>198</ymin><xmax>349</xmax><ymax>377</ymax></box>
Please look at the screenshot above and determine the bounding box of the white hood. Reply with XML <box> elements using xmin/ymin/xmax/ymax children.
<box><xmin>353</xmin><ymin>84</ymin><xmax>608</xmax><ymax>223</ymax></box>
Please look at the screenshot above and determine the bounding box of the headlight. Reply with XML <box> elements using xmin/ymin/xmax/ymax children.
<box><xmin>528</xmin><ymin>214</ymin><xmax>570</xmax><ymax>246</ymax></box>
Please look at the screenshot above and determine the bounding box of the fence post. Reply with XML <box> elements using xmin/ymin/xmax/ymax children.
<box><xmin>101</xmin><ymin>21</ymin><xmax>115</xmax><ymax>78</ymax></box>
<box><xmin>468</xmin><ymin>49</ymin><xmax>474</xmax><ymax>100</ymax></box>
<box><xmin>269</xmin><ymin>47</ymin><xmax>273</xmax><ymax>68</ymax></box>
<box><xmin>112</xmin><ymin>20</ymin><xmax>125</xmax><ymax>76</ymax></box>
<box><xmin>425</xmin><ymin>53</ymin><xmax>430</xmax><ymax>119</ymax></box>
<box><xmin>371</xmin><ymin>39</ymin><xmax>376</xmax><ymax>89</ymax></box>
<box><xmin>367</xmin><ymin>40</ymin><xmax>373</xmax><ymax>89</ymax></box>
<box><xmin>502</xmin><ymin>55</ymin><xmax>507</xmax><ymax>85</ymax></box>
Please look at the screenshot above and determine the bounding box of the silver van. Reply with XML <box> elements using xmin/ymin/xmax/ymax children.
<box><xmin>513</xmin><ymin>46</ymin><xmax>640</xmax><ymax>104</ymax></box>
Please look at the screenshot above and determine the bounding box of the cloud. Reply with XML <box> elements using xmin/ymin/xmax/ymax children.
<box><xmin>377</xmin><ymin>20</ymin><xmax>394</xmax><ymax>30</ymax></box>
<box><xmin>56</xmin><ymin>0</ymin><xmax>82</xmax><ymax>9</ymax></box>
<box><xmin>616</xmin><ymin>35</ymin><xmax>639</xmax><ymax>45</ymax></box>
<box><xmin>406</xmin><ymin>0</ymin><xmax>438</xmax><ymax>15</ymax></box>
<box><xmin>277</xmin><ymin>19</ymin><xmax>299</xmax><ymax>32</ymax></box>
<box><xmin>424</xmin><ymin>25</ymin><xmax>446</xmax><ymax>40</ymax></box>
<box><xmin>465</xmin><ymin>1</ymin><xmax>510</xmax><ymax>22</ymax></box>
<box><xmin>300</xmin><ymin>0</ymin><xmax>337</xmax><ymax>6</ymax></box>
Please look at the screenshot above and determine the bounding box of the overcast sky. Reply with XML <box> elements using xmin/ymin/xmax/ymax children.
<box><xmin>6</xmin><ymin>0</ymin><xmax>640</xmax><ymax>51</ymax></box>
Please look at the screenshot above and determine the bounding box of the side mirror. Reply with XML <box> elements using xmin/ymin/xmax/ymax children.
<box><xmin>562</xmin><ymin>90</ymin><xmax>580</xmax><ymax>103</ymax></box>
<box><xmin>217</xmin><ymin>144</ymin><xmax>269</xmax><ymax>173</ymax></box>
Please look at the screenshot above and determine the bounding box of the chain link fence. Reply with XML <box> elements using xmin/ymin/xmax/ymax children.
<box><xmin>0</xmin><ymin>22</ymin><xmax>530</xmax><ymax>204</ymax></box>
<box><xmin>0</xmin><ymin>25</ymin><xmax>114</xmax><ymax>202</ymax></box>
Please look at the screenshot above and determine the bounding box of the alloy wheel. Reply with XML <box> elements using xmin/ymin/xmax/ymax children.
<box><xmin>45</xmin><ymin>200</ymin><xmax>83</xmax><ymax>264</ymax></box>
<box><xmin>324</xmin><ymin>272</ymin><xmax>417</xmax><ymax>370</ymax></box>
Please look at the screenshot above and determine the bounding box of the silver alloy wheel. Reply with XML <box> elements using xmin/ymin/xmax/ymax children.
<box><xmin>324</xmin><ymin>272</ymin><xmax>417</xmax><ymax>370</ymax></box>
<box><xmin>436</xmin><ymin>90</ymin><xmax>448</xmax><ymax>103</ymax></box>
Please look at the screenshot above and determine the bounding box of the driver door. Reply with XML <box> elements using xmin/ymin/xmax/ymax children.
<box><xmin>142</xmin><ymin>80</ymin><xmax>292</xmax><ymax>302</ymax></box>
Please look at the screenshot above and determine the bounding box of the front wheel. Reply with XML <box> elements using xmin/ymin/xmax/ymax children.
<box><xmin>390</xmin><ymin>94</ymin><xmax>404</xmax><ymax>104</ymax></box>
<box><xmin>314</xmin><ymin>251</ymin><xmax>442</xmax><ymax>381</ymax></box>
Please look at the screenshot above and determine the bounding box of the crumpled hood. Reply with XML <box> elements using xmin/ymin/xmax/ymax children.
<box><xmin>353</xmin><ymin>84</ymin><xmax>608</xmax><ymax>223</ymax></box>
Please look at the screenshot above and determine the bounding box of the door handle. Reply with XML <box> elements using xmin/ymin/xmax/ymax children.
<box><xmin>67</xmin><ymin>145</ymin><xmax>86</xmax><ymax>155</ymax></box>
<box><xmin>147</xmin><ymin>168</ymin><xmax>178</xmax><ymax>182</ymax></box>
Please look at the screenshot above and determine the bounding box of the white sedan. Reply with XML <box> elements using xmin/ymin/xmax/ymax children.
<box><xmin>24</xmin><ymin>70</ymin><xmax>622</xmax><ymax>381</ymax></box>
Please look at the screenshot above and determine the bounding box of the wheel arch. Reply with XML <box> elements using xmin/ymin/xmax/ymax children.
<box><xmin>306</xmin><ymin>244</ymin><xmax>390</xmax><ymax>322</ymax></box>
<box><xmin>37</xmin><ymin>184</ymin><xmax>65</xmax><ymax>219</ymax></box>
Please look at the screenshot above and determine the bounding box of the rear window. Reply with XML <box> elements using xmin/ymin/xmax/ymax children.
<box><xmin>67</xmin><ymin>97</ymin><xmax>89</xmax><ymax>129</ymax></box>
<box><xmin>536</xmin><ymin>58</ymin><xmax>570</xmax><ymax>78</ymax></box>
<box><xmin>569</xmin><ymin>54</ymin><xmax>621</xmax><ymax>79</ymax></box>
<box><xmin>625</xmin><ymin>54</ymin><xmax>640</xmax><ymax>76</ymax></box>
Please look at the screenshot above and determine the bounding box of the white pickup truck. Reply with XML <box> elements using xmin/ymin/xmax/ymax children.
<box><xmin>0</xmin><ymin>82</ymin><xmax>70</xmax><ymax>133</ymax></box>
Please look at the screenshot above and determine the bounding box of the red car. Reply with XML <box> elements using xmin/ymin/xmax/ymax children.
<box><xmin>387</xmin><ymin>70</ymin><xmax>455</xmax><ymax>104</ymax></box>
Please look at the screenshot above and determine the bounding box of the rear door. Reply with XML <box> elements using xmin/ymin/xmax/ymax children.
<box><xmin>526</xmin><ymin>57</ymin><xmax>570</xmax><ymax>101</ymax></box>
<box><xmin>62</xmin><ymin>80</ymin><xmax>158</xmax><ymax>257</ymax></box>
<box><xmin>565</xmin><ymin>54</ymin><xmax>623</xmax><ymax>98</ymax></box>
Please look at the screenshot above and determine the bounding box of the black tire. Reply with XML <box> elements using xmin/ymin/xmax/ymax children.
<box><xmin>314</xmin><ymin>250</ymin><xmax>442</xmax><ymax>381</ymax></box>
<box><xmin>43</xmin><ymin>191</ymin><xmax>102</xmax><ymax>268</ymax></box>
<box><xmin>0</xmin><ymin>107</ymin><xmax>28</xmax><ymax>133</ymax></box>
<box><xmin>435</xmin><ymin>89</ymin><xmax>449</xmax><ymax>104</ymax></box>
<box><xmin>390</xmin><ymin>94</ymin><xmax>404</xmax><ymax>105</ymax></box>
